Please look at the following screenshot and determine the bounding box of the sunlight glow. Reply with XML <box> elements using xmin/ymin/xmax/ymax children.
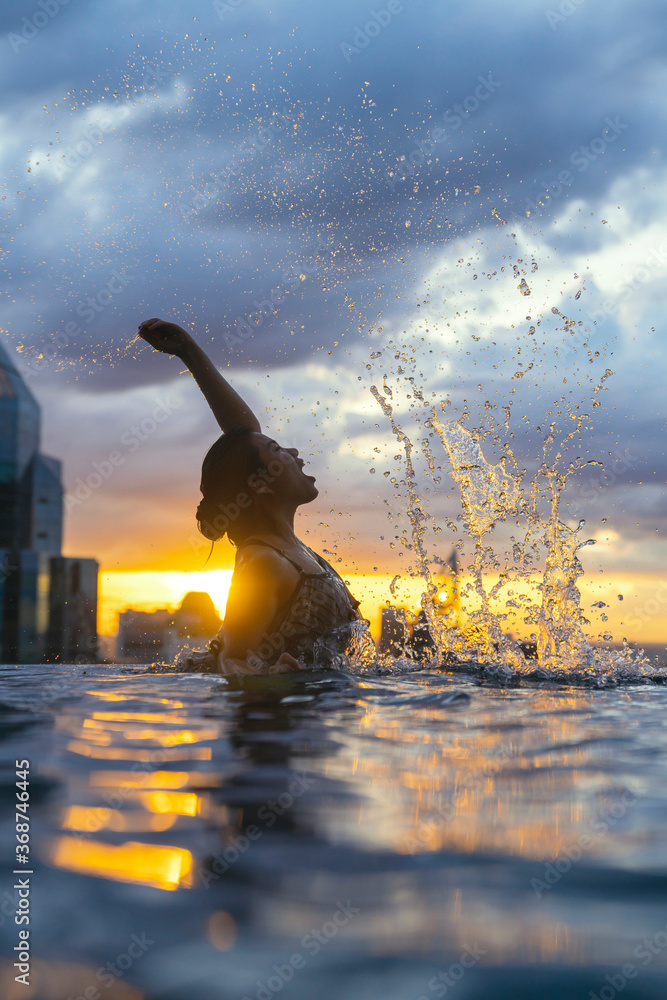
<box><xmin>97</xmin><ymin>569</ymin><xmax>667</xmax><ymax>643</ymax></box>
<box><xmin>99</xmin><ymin>569</ymin><xmax>233</xmax><ymax>634</ymax></box>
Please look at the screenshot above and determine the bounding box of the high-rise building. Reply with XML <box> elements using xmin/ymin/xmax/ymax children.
<box><xmin>47</xmin><ymin>557</ymin><xmax>99</xmax><ymax>663</ymax></box>
<box><xmin>0</xmin><ymin>341</ymin><xmax>41</xmax><ymax>549</ymax></box>
<box><xmin>0</xmin><ymin>340</ymin><xmax>98</xmax><ymax>663</ymax></box>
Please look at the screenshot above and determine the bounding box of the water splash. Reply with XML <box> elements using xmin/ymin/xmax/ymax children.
<box><xmin>537</xmin><ymin>516</ymin><xmax>597</xmax><ymax>671</ymax></box>
<box><xmin>371</xmin><ymin>398</ymin><xmax>657</xmax><ymax>685</ymax></box>
<box><xmin>430</xmin><ymin>417</ymin><xmax>520</xmax><ymax>536</ymax></box>
<box><xmin>425</xmin><ymin>415</ymin><xmax>527</xmax><ymax>668</ymax></box>
<box><xmin>370</xmin><ymin>384</ymin><xmax>441</xmax><ymax>642</ymax></box>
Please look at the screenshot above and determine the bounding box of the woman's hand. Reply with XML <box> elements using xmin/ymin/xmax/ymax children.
<box><xmin>138</xmin><ymin>318</ymin><xmax>194</xmax><ymax>358</ymax></box>
<box><xmin>268</xmin><ymin>652</ymin><xmax>307</xmax><ymax>674</ymax></box>
<box><xmin>138</xmin><ymin>317</ymin><xmax>260</xmax><ymax>433</ymax></box>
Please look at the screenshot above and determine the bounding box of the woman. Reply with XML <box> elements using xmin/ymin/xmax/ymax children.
<box><xmin>138</xmin><ymin>318</ymin><xmax>364</xmax><ymax>675</ymax></box>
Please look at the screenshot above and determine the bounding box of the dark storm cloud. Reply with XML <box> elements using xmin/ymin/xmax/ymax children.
<box><xmin>3</xmin><ymin>0</ymin><xmax>665</xmax><ymax>386</ymax></box>
<box><xmin>1</xmin><ymin>0</ymin><xmax>664</xmax><ymax>575</ymax></box>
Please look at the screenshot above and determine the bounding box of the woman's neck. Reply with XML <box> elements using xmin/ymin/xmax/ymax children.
<box><xmin>239</xmin><ymin>508</ymin><xmax>299</xmax><ymax>548</ymax></box>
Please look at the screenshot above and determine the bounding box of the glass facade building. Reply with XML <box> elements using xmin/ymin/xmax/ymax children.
<box><xmin>0</xmin><ymin>340</ymin><xmax>98</xmax><ymax>663</ymax></box>
<box><xmin>0</xmin><ymin>341</ymin><xmax>41</xmax><ymax>550</ymax></box>
<box><xmin>31</xmin><ymin>455</ymin><xmax>64</xmax><ymax>553</ymax></box>
<box><xmin>0</xmin><ymin>550</ymin><xmax>51</xmax><ymax>663</ymax></box>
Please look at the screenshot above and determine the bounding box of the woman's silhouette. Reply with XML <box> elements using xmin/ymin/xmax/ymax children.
<box><xmin>138</xmin><ymin>318</ymin><xmax>364</xmax><ymax>675</ymax></box>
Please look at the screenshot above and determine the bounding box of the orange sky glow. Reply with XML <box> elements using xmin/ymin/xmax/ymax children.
<box><xmin>97</xmin><ymin>567</ymin><xmax>667</xmax><ymax>645</ymax></box>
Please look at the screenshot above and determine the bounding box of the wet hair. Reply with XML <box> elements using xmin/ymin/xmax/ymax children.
<box><xmin>196</xmin><ymin>426</ymin><xmax>263</xmax><ymax>545</ymax></box>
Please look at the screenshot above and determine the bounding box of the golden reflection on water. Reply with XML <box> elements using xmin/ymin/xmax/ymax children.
<box><xmin>61</xmin><ymin>804</ymin><xmax>178</xmax><ymax>833</ymax></box>
<box><xmin>45</xmin><ymin>674</ymin><xmax>645</xmax><ymax>965</ymax></box>
<box><xmin>327</xmin><ymin>684</ymin><xmax>640</xmax><ymax>869</ymax></box>
<box><xmin>80</xmin><ymin>724</ymin><xmax>219</xmax><ymax>746</ymax></box>
<box><xmin>142</xmin><ymin>790</ymin><xmax>206</xmax><ymax>816</ymax></box>
<box><xmin>49</xmin><ymin>835</ymin><xmax>193</xmax><ymax>890</ymax></box>
<box><xmin>48</xmin><ymin>683</ymin><xmax>223</xmax><ymax>890</ymax></box>
<box><xmin>266</xmin><ymin>682</ymin><xmax>641</xmax><ymax>966</ymax></box>
<box><xmin>65</xmin><ymin>741</ymin><xmax>212</xmax><ymax>761</ymax></box>
<box><xmin>91</xmin><ymin>710</ymin><xmax>192</xmax><ymax>723</ymax></box>
<box><xmin>88</xmin><ymin>770</ymin><xmax>220</xmax><ymax>789</ymax></box>
<box><xmin>84</xmin><ymin>689</ymin><xmax>185</xmax><ymax>708</ymax></box>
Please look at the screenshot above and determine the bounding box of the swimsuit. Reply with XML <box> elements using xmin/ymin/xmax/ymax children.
<box><xmin>178</xmin><ymin>540</ymin><xmax>366</xmax><ymax>672</ymax></box>
<box><xmin>234</xmin><ymin>538</ymin><xmax>362</xmax><ymax>665</ymax></box>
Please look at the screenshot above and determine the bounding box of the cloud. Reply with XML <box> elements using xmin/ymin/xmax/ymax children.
<box><xmin>1</xmin><ymin>0</ymin><xmax>664</xmax><ymax>574</ymax></box>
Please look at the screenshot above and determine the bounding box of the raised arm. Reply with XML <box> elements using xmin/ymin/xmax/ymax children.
<box><xmin>138</xmin><ymin>318</ymin><xmax>261</xmax><ymax>433</ymax></box>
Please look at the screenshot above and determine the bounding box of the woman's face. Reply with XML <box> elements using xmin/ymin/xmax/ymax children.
<box><xmin>250</xmin><ymin>433</ymin><xmax>319</xmax><ymax>505</ymax></box>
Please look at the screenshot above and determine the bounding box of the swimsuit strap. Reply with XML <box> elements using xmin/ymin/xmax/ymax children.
<box><xmin>307</xmin><ymin>548</ymin><xmax>361</xmax><ymax>609</ymax></box>
<box><xmin>238</xmin><ymin>537</ymin><xmax>308</xmax><ymax>576</ymax></box>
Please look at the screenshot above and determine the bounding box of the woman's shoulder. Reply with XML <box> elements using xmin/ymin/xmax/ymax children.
<box><xmin>234</xmin><ymin>542</ymin><xmax>301</xmax><ymax>586</ymax></box>
<box><xmin>237</xmin><ymin>538</ymin><xmax>324</xmax><ymax>576</ymax></box>
<box><xmin>236</xmin><ymin>541</ymin><xmax>290</xmax><ymax>568</ymax></box>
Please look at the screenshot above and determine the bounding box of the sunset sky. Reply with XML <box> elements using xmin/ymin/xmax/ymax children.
<box><xmin>2</xmin><ymin>0</ymin><xmax>665</xmax><ymax>641</ymax></box>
